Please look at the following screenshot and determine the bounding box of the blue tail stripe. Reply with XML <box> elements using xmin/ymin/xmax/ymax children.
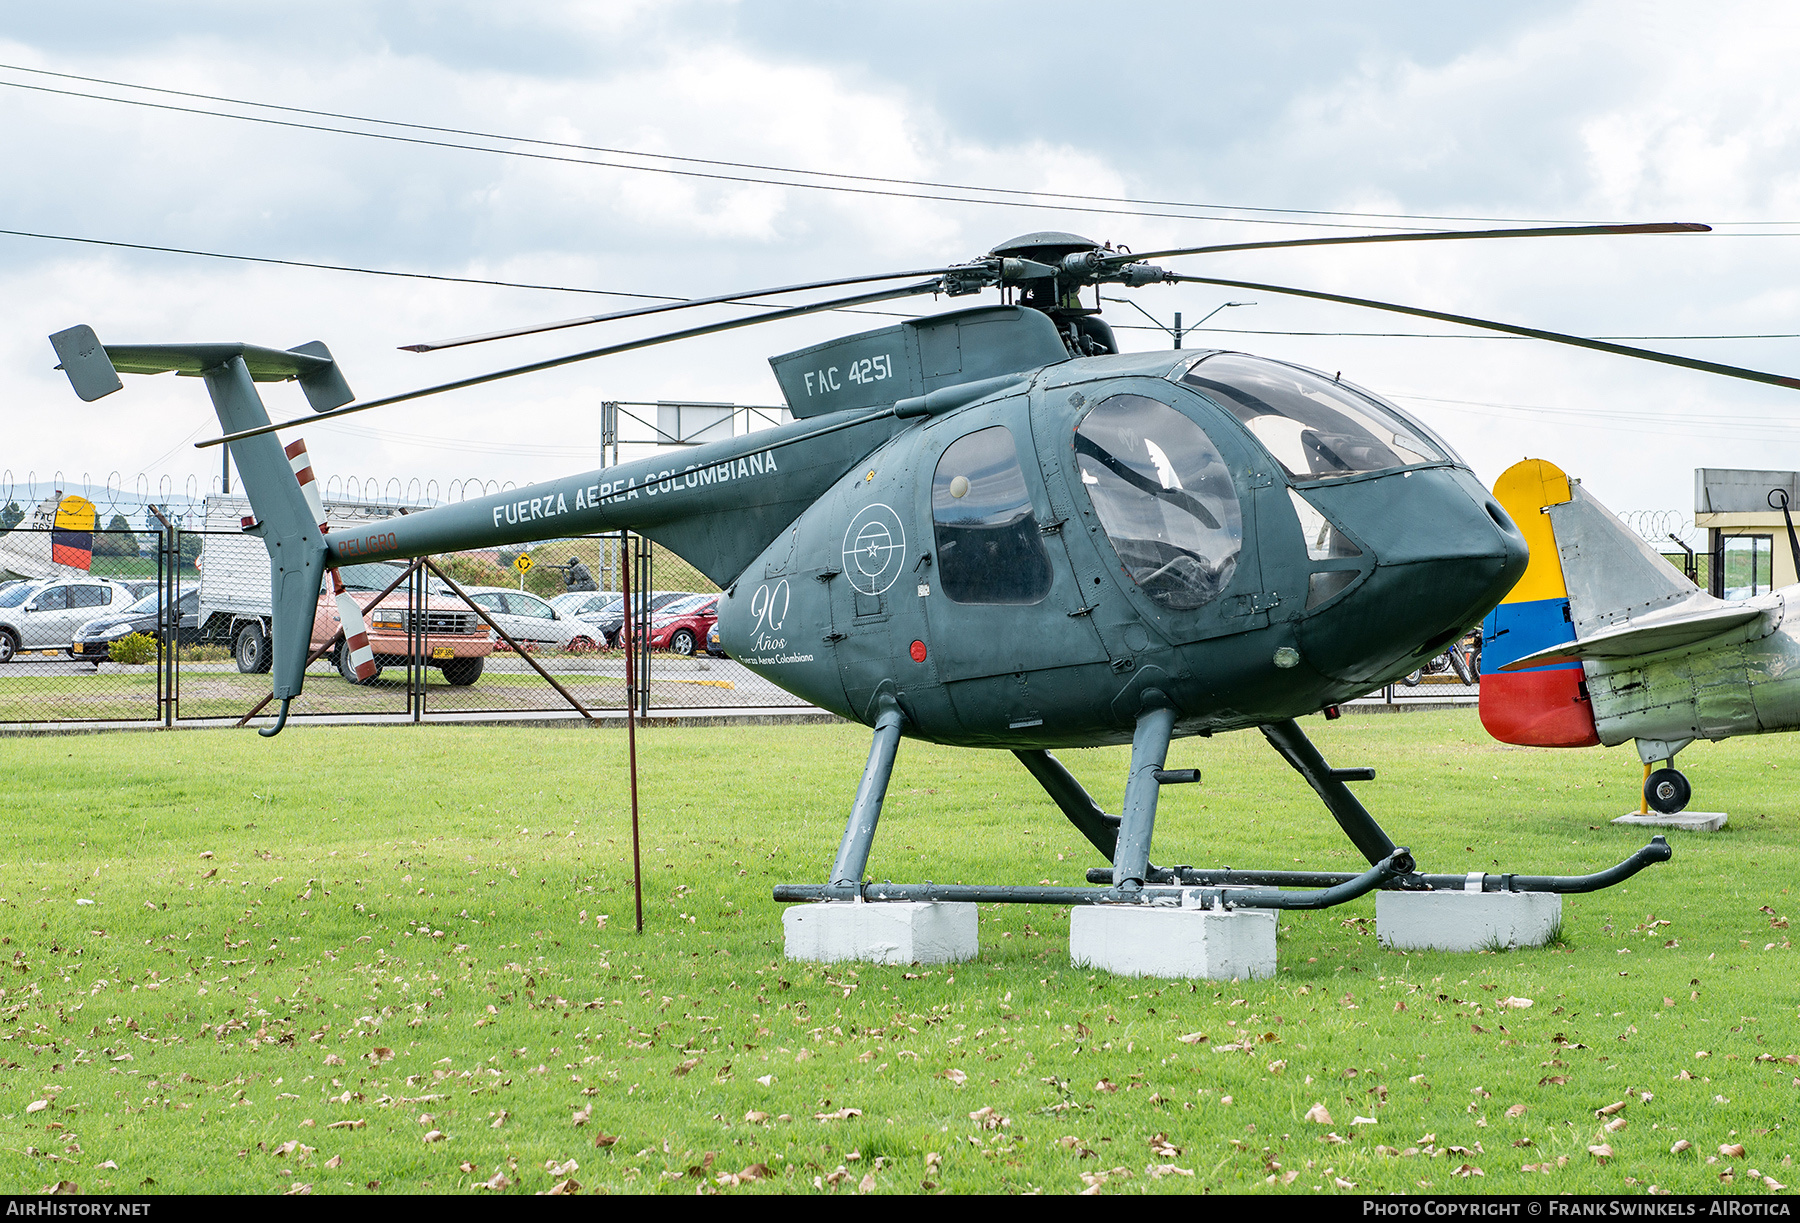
<box><xmin>1482</xmin><ymin>596</ymin><xmax>1580</xmax><ymax>675</ymax></box>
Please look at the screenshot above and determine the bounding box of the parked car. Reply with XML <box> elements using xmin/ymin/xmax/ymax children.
<box><xmin>647</xmin><ymin>594</ymin><xmax>719</xmax><ymax>656</ymax></box>
<box><xmin>309</xmin><ymin>563</ymin><xmax>497</xmax><ymax>686</ymax></box>
<box><xmin>581</xmin><ymin>591</ymin><xmax>694</xmax><ymax>647</ymax></box>
<box><xmin>550</xmin><ymin>590</ymin><xmax>619</xmax><ymax>620</ymax></box>
<box><xmin>71</xmin><ymin>587</ymin><xmax>200</xmax><ymax>658</ymax></box>
<box><xmin>460</xmin><ymin>587</ymin><xmax>603</xmax><ymax>653</ymax></box>
<box><xmin>0</xmin><ymin>577</ymin><xmax>139</xmax><ymax>663</ymax></box>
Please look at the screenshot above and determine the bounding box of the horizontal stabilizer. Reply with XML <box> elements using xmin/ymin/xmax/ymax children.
<box><xmin>1500</xmin><ymin>598</ymin><xmax>1766</xmax><ymax>670</ymax></box>
<box><xmin>48</xmin><ymin>329</ymin><xmax>354</xmax><ymax>412</ymax></box>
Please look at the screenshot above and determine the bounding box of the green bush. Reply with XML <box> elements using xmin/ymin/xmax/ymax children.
<box><xmin>108</xmin><ymin>632</ymin><xmax>157</xmax><ymax>665</ymax></box>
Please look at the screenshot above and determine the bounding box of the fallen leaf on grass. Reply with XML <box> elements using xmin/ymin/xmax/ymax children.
<box><xmin>326</xmin><ymin>1120</ymin><xmax>365</xmax><ymax>1131</ymax></box>
<box><xmin>422</xmin><ymin>1130</ymin><xmax>446</xmax><ymax>1144</ymax></box>
<box><xmin>539</xmin><ymin>1179</ymin><xmax>579</xmax><ymax>1196</ymax></box>
<box><xmin>1094</xmin><ymin>1079</ymin><xmax>1118</xmax><ymax>1093</ymax></box>
<box><xmin>1596</xmin><ymin>1100</ymin><xmax>1627</xmax><ymax>1116</ymax></box>
<box><xmin>1304</xmin><ymin>1104</ymin><xmax>1333</xmax><ymax>1125</ymax></box>
<box><xmin>1499</xmin><ymin>996</ymin><xmax>1533</xmax><ymax>1008</ymax></box>
<box><xmin>815</xmin><ymin>1108</ymin><xmax>863</xmax><ymax>1122</ymax></box>
<box><xmin>1588</xmin><ymin>1144</ymin><xmax>1613</xmax><ymax>1162</ymax></box>
<box><xmin>1334</xmin><ymin>1176</ymin><xmax>1358</xmax><ymax>1189</ymax></box>
<box><xmin>1721</xmin><ymin>1143</ymin><xmax>1747</xmax><ymax>1158</ymax></box>
<box><xmin>942</xmin><ymin>1069</ymin><xmax>967</xmax><ymax>1087</ymax></box>
<box><xmin>1148</xmin><ymin>1164</ymin><xmax>1194</xmax><ymax>1178</ymax></box>
<box><xmin>324</xmin><ymin>1156</ymin><xmax>341</xmax><ymax>1170</ymax></box>
<box><xmin>1352</xmin><ymin>1116</ymin><xmax>1378</xmax><ymax>1127</ymax></box>
<box><xmin>572</xmin><ymin>1105</ymin><xmax>591</xmax><ymax>1126</ymax></box>
<box><xmin>1148</xmin><ymin>1134</ymin><xmax>1181</xmax><ymax>1158</ymax></box>
<box><xmin>280</xmin><ymin>1184</ymin><xmax>310</xmax><ymax>1196</ymax></box>
<box><xmin>1671</xmin><ymin>1140</ymin><xmax>1693</xmax><ymax>1155</ymax></box>
<box><xmin>1176</xmin><ymin>1032</ymin><xmax>1207</xmax><ymax>1044</ymax></box>
<box><xmin>368</xmin><ymin>1047</ymin><xmax>394</xmax><ymax>1064</ymax></box>
<box><xmin>479</xmin><ymin>1171</ymin><xmax>510</xmax><ymax>1191</ymax></box>
<box><xmin>672</xmin><ymin>1058</ymin><xmax>700</xmax><ymax>1077</ymax></box>
<box><xmin>969</xmin><ymin>1107</ymin><xmax>1009</xmax><ymax>1130</ymax></box>
<box><xmin>1604</xmin><ymin>1118</ymin><xmax>1628</xmax><ymax>1133</ymax></box>
<box><xmin>858</xmin><ymin>1172</ymin><xmax>876</xmax><ymax>1193</ymax></box>
<box><xmin>25</xmin><ymin>1101</ymin><xmax>47</xmax><ymax>1115</ymax></box>
<box><xmin>1505</xmin><ymin>1104</ymin><xmax>1528</xmax><ymax>1119</ymax></box>
<box><xmin>594</xmin><ymin>1133</ymin><xmax>619</xmax><ymax>1149</ymax></box>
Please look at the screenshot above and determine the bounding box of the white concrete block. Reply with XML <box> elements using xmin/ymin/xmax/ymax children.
<box><xmin>783</xmin><ymin>901</ymin><xmax>978</xmax><ymax>965</ymax></box>
<box><xmin>1377</xmin><ymin>890</ymin><xmax>1563</xmax><ymax>951</ymax></box>
<box><xmin>1069</xmin><ymin>905</ymin><xmax>1277</xmax><ymax>980</ymax></box>
<box><xmin>1613</xmin><ymin>811</ymin><xmax>1728</xmax><ymax>833</ymax></box>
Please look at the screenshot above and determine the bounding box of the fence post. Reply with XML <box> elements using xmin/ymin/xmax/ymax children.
<box><xmin>147</xmin><ymin>505</ymin><xmax>177</xmax><ymax>728</ymax></box>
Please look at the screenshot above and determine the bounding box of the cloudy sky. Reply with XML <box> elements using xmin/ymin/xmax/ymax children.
<box><xmin>3</xmin><ymin>0</ymin><xmax>1799</xmax><ymax>528</ymax></box>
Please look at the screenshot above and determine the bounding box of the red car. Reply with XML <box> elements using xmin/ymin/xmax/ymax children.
<box><xmin>646</xmin><ymin>594</ymin><xmax>718</xmax><ymax>656</ymax></box>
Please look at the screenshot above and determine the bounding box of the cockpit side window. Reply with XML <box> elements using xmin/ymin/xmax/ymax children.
<box><xmin>1182</xmin><ymin>353</ymin><xmax>1446</xmax><ymax>480</ymax></box>
<box><xmin>932</xmin><ymin>425</ymin><xmax>1054</xmax><ymax>605</ymax></box>
<box><xmin>1075</xmin><ymin>394</ymin><xmax>1242</xmax><ymax>610</ymax></box>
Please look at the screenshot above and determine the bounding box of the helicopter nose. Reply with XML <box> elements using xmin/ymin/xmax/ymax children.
<box><xmin>1294</xmin><ymin>467</ymin><xmax>1528</xmax><ymax>685</ymax></box>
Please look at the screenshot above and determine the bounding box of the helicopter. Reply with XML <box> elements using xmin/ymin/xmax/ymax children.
<box><xmin>52</xmin><ymin>221</ymin><xmax>1795</xmax><ymax>919</ymax></box>
<box><xmin>1481</xmin><ymin>457</ymin><xmax>1800</xmax><ymax>818</ymax></box>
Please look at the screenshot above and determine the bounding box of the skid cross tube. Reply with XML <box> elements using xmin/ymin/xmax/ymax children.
<box><xmin>1084</xmin><ymin>836</ymin><xmax>1673</xmax><ymax>893</ymax></box>
<box><xmin>1113</xmin><ymin>705</ymin><xmax>1177</xmax><ymax>887</ymax></box>
<box><xmin>1260</xmin><ymin>718</ymin><xmax>1396</xmax><ymax>864</ymax></box>
<box><xmin>775</xmin><ymin>848</ymin><xmax>1414</xmax><ymax>910</ymax></box>
<box><xmin>1014</xmin><ymin>749</ymin><xmax>1120</xmax><ymax>860</ymax></box>
<box><xmin>828</xmin><ymin>701</ymin><xmax>906</xmax><ymax>887</ymax></box>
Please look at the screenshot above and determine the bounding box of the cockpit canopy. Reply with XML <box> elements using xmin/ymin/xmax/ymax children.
<box><xmin>1180</xmin><ymin>353</ymin><xmax>1461</xmax><ymax>481</ymax></box>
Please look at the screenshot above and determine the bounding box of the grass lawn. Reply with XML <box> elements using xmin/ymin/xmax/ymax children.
<box><xmin>0</xmin><ymin>711</ymin><xmax>1794</xmax><ymax>1195</ymax></box>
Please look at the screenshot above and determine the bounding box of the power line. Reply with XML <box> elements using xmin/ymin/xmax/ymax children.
<box><xmin>0</xmin><ymin>75</ymin><xmax>1452</xmax><ymax>233</ymax></box>
<box><xmin>0</xmin><ymin>226</ymin><xmax>929</xmax><ymax>321</ymax></box>
<box><xmin>0</xmin><ymin>61</ymin><xmax>1589</xmax><ymax>229</ymax></box>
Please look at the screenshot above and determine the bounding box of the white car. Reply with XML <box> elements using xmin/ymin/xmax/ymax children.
<box><xmin>550</xmin><ymin>590</ymin><xmax>619</xmax><ymax>619</ymax></box>
<box><xmin>0</xmin><ymin>577</ymin><xmax>140</xmax><ymax>662</ymax></box>
<box><xmin>460</xmin><ymin>587</ymin><xmax>602</xmax><ymax>653</ymax></box>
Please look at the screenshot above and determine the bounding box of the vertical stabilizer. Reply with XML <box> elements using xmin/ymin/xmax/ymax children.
<box><xmin>1479</xmin><ymin>459</ymin><xmax>1600</xmax><ymax>747</ymax></box>
<box><xmin>48</xmin><ymin>330</ymin><xmax>348</xmax><ymax>731</ymax></box>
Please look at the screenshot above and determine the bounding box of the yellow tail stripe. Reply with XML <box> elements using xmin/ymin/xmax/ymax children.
<box><xmin>1494</xmin><ymin>458</ymin><xmax>1574</xmax><ymax>604</ymax></box>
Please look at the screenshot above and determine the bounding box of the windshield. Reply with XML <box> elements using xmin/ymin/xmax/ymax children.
<box><xmin>125</xmin><ymin>592</ymin><xmax>162</xmax><ymax>615</ymax></box>
<box><xmin>0</xmin><ymin>583</ymin><xmax>38</xmax><ymax>609</ymax></box>
<box><xmin>336</xmin><ymin>562</ymin><xmax>409</xmax><ymax>592</ymax></box>
<box><xmin>1182</xmin><ymin>353</ymin><xmax>1447</xmax><ymax>480</ymax></box>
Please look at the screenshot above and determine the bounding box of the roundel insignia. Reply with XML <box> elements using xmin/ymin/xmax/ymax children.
<box><xmin>841</xmin><ymin>503</ymin><xmax>906</xmax><ymax>595</ymax></box>
<box><xmin>909</xmin><ymin>639</ymin><xmax>927</xmax><ymax>662</ymax></box>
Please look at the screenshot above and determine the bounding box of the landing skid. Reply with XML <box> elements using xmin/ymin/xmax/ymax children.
<box><xmin>771</xmin><ymin>709</ymin><xmax>1671</xmax><ymax>914</ymax></box>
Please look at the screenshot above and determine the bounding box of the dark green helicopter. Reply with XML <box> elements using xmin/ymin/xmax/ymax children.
<box><xmin>53</xmin><ymin>222</ymin><xmax>1800</xmax><ymax>912</ymax></box>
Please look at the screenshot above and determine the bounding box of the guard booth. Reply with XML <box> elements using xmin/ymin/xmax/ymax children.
<box><xmin>1695</xmin><ymin>467</ymin><xmax>1800</xmax><ymax>599</ymax></box>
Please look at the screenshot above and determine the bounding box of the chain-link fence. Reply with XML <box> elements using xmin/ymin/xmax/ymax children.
<box><xmin>0</xmin><ymin>524</ymin><xmax>812</xmax><ymax>728</ymax></box>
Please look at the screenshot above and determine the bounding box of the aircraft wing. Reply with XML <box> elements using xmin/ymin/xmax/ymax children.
<box><xmin>1498</xmin><ymin>598</ymin><xmax>1769</xmax><ymax>671</ymax></box>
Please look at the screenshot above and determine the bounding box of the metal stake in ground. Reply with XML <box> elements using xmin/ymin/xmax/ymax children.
<box><xmin>621</xmin><ymin>531</ymin><xmax>644</xmax><ymax>935</ymax></box>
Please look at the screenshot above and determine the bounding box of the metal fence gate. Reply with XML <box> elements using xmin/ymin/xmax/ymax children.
<box><xmin>0</xmin><ymin>525</ymin><xmax>810</xmax><ymax>728</ymax></box>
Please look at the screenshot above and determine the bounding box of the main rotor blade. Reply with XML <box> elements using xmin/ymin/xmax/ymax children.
<box><xmin>1166</xmin><ymin>273</ymin><xmax>1800</xmax><ymax>391</ymax></box>
<box><xmin>1122</xmin><ymin>222</ymin><xmax>1709</xmax><ymax>264</ymax></box>
<box><xmin>198</xmin><ymin>278</ymin><xmax>948</xmax><ymax>448</ymax></box>
<box><xmin>402</xmin><ymin>265</ymin><xmax>958</xmax><ymax>353</ymax></box>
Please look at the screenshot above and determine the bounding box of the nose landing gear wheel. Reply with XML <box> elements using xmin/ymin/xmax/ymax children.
<box><xmin>1644</xmin><ymin>768</ymin><xmax>1691</xmax><ymax>814</ymax></box>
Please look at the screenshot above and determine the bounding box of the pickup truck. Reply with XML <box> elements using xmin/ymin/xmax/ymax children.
<box><xmin>311</xmin><ymin>563</ymin><xmax>496</xmax><ymax>685</ymax></box>
<box><xmin>197</xmin><ymin>496</ymin><xmax>494</xmax><ymax>684</ymax></box>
